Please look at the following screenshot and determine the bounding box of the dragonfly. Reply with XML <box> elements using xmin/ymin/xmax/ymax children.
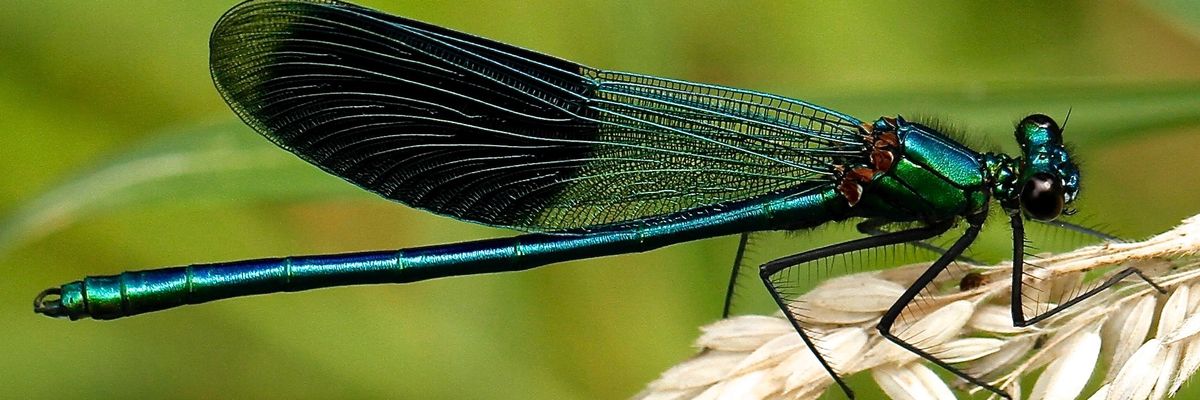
<box><xmin>32</xmin><ymin>0</ymin><xmax>1158</xmax><ymax>398</ymax></box>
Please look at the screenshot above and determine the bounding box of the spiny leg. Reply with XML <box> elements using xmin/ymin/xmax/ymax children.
<box><xmin>760</xmin><ymin>220</ymin><xmax>953</xmax><ymax>399</ymax></box>
<box><xmin>721</xmin><ymin>232</ymin><xmax>752</xmax><ymax>318</ymax></box>
<box><xmin>856</xmin><ymin>218</ymin><xmax>980</xmax><ymax>264</ymax></box>
<box><xmin>1010</xmin><ymin>214</ymin><xmax>1165</xmax><ymax>326</ymax></box>
<box><xmin>1034</xmin><ymin>218</ymin><xmax>1123</xmax><ymax>242</ymax></box>
<box><xmin>876</xmin><ymin>213</ymin><xmax>1011</xmax><ymax>398</ymax></box>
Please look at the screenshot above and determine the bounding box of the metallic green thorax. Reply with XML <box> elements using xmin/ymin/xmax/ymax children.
<box><xmin>855</xmin><ymin>115</ymin><xmax>1078</xmax><ymax>220</ymax></box>
<box><xmin>853</xmin><ymin>117</ymin><xmax>989</xmax><ymax>221</ymax></box>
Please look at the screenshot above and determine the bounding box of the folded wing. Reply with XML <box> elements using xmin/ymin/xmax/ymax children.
<box><xmin>210</xmin><ymin>0</ymin><xmax>865</xmax><ymax>231</ymax></box>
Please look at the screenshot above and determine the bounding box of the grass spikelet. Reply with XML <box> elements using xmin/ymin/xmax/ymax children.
<box><xmin>637</xmin><ymin>214</ymin><xmax>1200</xmax><ymax>400</ymax></box>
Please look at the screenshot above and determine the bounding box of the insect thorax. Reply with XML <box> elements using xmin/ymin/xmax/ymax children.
<box><xmin>981</xmin><ymin>152</ymin><xmax>1022</xmax><ymax>210</ymax></box>
<box><xmin>835</xmin><ymin>116</ymin><xmax>989</xmax><ymax>222</ymax></box>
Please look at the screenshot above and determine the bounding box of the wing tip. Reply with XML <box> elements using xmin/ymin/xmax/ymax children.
<box><xmin>209</xmin><ymin>0</ymin><xmax>326</xmax><ymax>143</ymax></box>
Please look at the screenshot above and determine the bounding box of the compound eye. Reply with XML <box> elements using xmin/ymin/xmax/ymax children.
<box><xmin>1020</xmin><ymin>172</ymin><xmax>1065</xmax><ymax>220</ymax></box>
<box><xmin>1019</xmin><ymin>114</ymin><xmax>1060</xmax><ymax>133</ymax></box>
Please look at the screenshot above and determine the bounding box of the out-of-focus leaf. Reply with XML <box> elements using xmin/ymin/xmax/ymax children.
<box><xmin>0</xmin><ymin>120</ymin><xmax>367</xmax><ymax>255</ymax></box>
<box><xmin>1140</xmin><ymin>0</ymin><xmax>1200</xmax><ymax>41</ymax></box>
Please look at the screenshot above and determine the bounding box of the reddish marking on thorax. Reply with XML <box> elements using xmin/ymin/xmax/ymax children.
<box><xmin>872</xmin><ymin>131</ymin><xmax>900</xmax><ymax>171</ymax></box>
<box><xmin>835</xmin><ymin>118</ymin><xmax>901</xmax><ymax>206</ymax></box>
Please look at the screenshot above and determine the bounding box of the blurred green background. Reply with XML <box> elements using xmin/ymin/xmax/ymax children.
<box><xmin>3</xmin><ymin>1</ymin><xmax>1200</xmax><ymax>399</ymax></box>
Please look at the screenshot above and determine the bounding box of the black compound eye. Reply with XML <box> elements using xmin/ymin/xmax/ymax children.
<box><xmin>1020</xmin><ymin>172</ymin><xmax>1065</xmax><ymax>220</ymax></box>
<box><xmin>1016</xmin><ymin>114</ymin><xmax>1063</xmax><ymax>148</ymax></box>
<box><xmin>1019</xmin><ymin>114</ymin><xmax>1060</xmax><ymax>133</ymax></box>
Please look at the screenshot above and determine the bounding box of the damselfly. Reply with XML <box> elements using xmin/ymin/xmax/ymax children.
<box><xmin>34</xmin><ymin>0</ymin><xmax>1157</xmax><ymax>398</ymax></box>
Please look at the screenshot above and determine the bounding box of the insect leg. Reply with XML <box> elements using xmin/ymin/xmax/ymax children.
<box><xmin>721</xmin><ymin>232</ymin><xmax>752</xmax><ymax>318</ymax></box>
<box><xmin>1011</xmin><ymin>215</ymin><xmax>1165</xmax><ymax>326</ymax></box>
<box><xmin>856</xmin><ymin>218</ymin><xmax>980</xmax><ymax>264</ymax></box>
<box><xmin>876</xmin><ymin>213</ymin><xmax>1011</xmax><ymax>399</ymax></box>
<box><xmin>760</xmin><ymin>220</ymin><xmax>952</xmax><ymax>399</ymax></box>
<box><xmin>1034</xmin><ymin>218</ymin><xmax>1123</xmax><ymax>242</ymax></box>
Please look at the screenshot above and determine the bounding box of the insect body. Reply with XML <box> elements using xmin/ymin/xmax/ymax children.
<box><xmin>35</xmin><ymin>1</ymin><xmax>1142</xmax><ymax>398</ymax></box>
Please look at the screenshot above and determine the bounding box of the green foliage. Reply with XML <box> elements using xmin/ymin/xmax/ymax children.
<box><xmin>0</xmin><ymin>121</ymin><xmax>365</xmax><ymax>255</ymax></box>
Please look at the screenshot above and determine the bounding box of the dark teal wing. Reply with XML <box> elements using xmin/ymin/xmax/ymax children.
<box><xmin>209</xmin><ymin>0</ymin><xmax>866</xmax><ymax>231</ymax></box>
